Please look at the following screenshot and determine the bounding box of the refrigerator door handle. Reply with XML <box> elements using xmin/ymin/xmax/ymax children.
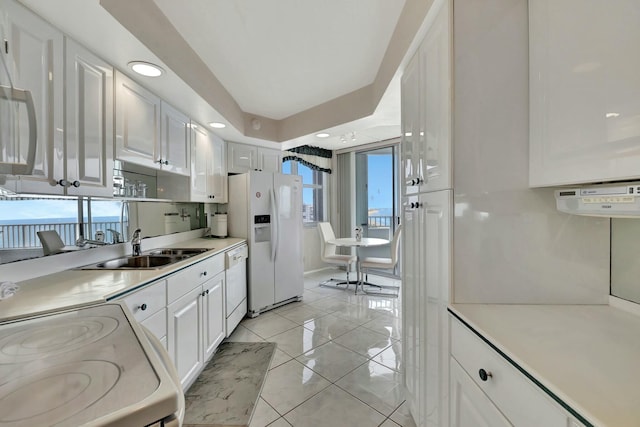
<box><xmin>270</xmin><ymin>188</ymin><xmax>278</xmax><ymax>262</ymax></box>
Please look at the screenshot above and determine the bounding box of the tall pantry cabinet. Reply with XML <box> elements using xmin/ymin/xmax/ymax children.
<box><xmin>400</xmin><ymin>0</ymin><xmax>452</xmax><ymax>426</ymax></box>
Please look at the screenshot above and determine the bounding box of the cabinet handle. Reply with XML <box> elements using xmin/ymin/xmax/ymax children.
<box><xmin>57</xmin><ymin>179</ymin><xmax>70</xmax><ymax>187</ymax></box>
<box><xmin>409</xmin><ymin>202</ymin><xmax>422</xmax><ymax>209</ymax></box>
<box><xmin>138</xmin><ymin>303</ymin><xmax>147</xmax><ymax>311</ymax></box>
<box><xmin>202</xmin><ymin>271</ymin><xmax>207</xmax><ymax>277</ymax></box>
<box><xmin>478</xmin><ymin>369</ymin><xmax>492</xmax><ymax>382</ymax></box>
<box><xmin>206</xmin><ymin>289</ymin><xmax>210</xmax><ymax>294</ymax></box>
<box><xmin>201</xmin><ymin>291</ymin><xmax>206</xmax><ymax>297</ymax></box>
<box><xmin>72</xmin><ymin>180</ymin><xmax>80</xmax><ymax>188</ymax></box>
<box><xmin>163</xmin><ymin>160</ymin><xmax>169</xmax><ymax>165</ymax></box>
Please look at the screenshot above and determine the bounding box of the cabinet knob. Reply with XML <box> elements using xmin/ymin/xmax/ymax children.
<box><xmin>478</xmin><ymin>368</ymin><xmax>492</xmax><ymax>382</ymax></box>
<box><xmin>72</xmin><ymin>180</ymin><xmax>80</xmax><ymax>188</ymax></box>
<box><xmin>138</xmin><ymin>303</ymin><xmax>147</xmax><ymax>311</ymax></box>
<box><xmin>206</xmin><ymin>289</ymin><xmax>210</xmax><ymax>295</ymax></box>
<box><xmin>57</xmin><ymin>179</ymin><xmax>70</xmax><ymax>187</ymax></box>
<box><xmin>164</xmin><ymin>160</ymin><xmax>169</xmax><ymax>165</ymax></box>
<box><xmin>202</xmin><ymin>271</ymin><xmax>207</xmax><ymax>276</ymax></box>
<box><xmin>201</xmin><ymin>291</ymin><xmax>206</xmax><ymax>297</ymax></box>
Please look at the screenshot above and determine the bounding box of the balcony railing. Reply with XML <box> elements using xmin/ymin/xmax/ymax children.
<box><xmin>368</xmin><ymin>215</ymin><xmax>396</xmax><ymax>228</ymax></box>
<box><xmin>0</xmin><ymin>221</ymin><xmax>127</xmax><ymax>249</ymax></box>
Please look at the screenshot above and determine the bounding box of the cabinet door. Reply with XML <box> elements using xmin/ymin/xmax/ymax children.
<box><xmin>450</xmin><ymin>358</ymin><xmax>512</xmax><ymax>427</ymax></box>
<box><xmin>65</xmin><ymin>39</ymin><xmax>114</xmax><ymax>197</ymax></box>
<box><xmin>115</xmin><ymin>71</ymin><xmax>161</xmax><ymax>168</ymax></box>
<box><xmin>209</xmin><ymin>134</ymin><xmax>227</xmax><ymax>202</ymax></box>
<box><xmin>529</xmin><ymin>0</ymin><xmax>640</xmax><ymax>186</ymax></box>
<box><xmin>418</xmin><ymin>0</ymin><xmax>451</xmax><ymax>193</ymax></box>
<box><xmin>190</xmin><ymin>124</ymin><xmax>210</xmax><ymax>202</ymax></box>
<box><xmin>160</xmin><ymin>101</ymin><xmax>190</xmax><ymax>176</ymax></box>
<box><xmin>167</xmin><ymin>286</ymin><xmax>203</xmax><ymax>389</ymax></box>
<box><xmin>203</xmin><ymin>271</ymin><xmax>225</xmax><ymax>361</ymax></box>
<box><xmin>258</xmin><ymin>147</ymin><xmax>282</xmax><ymax>173</ymax></box>
<box><xmin>227</xmin><ymin>142</ymin><xmax>257</xmax><ymax>173</ymax></box>
<box><xmin>3</xmin><ymin>1</ymin><xmax>64</xmax><ymax>194</ymax></box>
<box><xmin>403</xmin><ymin>189</ymin><xmax>451</xmax><ymax>427</ymax></box>
<box><xmin>401</xmin><ymin>51</ymin><xmax>421</xmax><ymax>197</ymax></box>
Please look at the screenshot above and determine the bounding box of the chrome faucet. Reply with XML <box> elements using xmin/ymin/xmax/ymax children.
<box><xmin>75</xmin><ymin>237</ymin><xmax>109</xmax><ymax>247</ymax></box>
<box><xmin>131</xmin><ymin>228</ymin><xmax>142</xmax><ymax>256</ymax></box>
<box><xmin>107</xmin><ymin>228</ymin><xmax>123</xmax><ymax>244</ymax></box>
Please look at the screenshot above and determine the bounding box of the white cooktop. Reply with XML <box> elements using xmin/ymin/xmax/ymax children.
<box><xmin>0</xmin><ymin>303</ymin><xmax>178</xmax><ymax>426</ymax></box>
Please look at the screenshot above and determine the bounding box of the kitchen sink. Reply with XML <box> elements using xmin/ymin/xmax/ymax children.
<box><xmin>146</xmin><ymin>248</ymin><xmax>210</xmax><ymax>256</ymax></box>
<box><xmin>78</xmin><ymin>248</ymin><xmax>210</xmax><ymax>270</ymax></box>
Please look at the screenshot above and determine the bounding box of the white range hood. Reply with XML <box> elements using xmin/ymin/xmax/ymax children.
<box><xmin>555</xmin><ymin>182</ymin><xmax>640</xmax><ymax>217</ymax></box>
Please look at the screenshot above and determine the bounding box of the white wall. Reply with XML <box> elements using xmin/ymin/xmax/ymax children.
<box><xmin>452</xmin><ymin>0</ymin><xmax>610</xmax><ymax>304</ymax></box>
<box><xmin>303</xmin><ymin>226</ymin><xmax>326</xmax><ymax>272</ymax></box>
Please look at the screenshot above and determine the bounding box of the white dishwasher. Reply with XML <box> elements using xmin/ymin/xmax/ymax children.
<box><xmin>225</xmin><ymin>244</ymin><xmax>248</xmax><ymax>336</ymax></box>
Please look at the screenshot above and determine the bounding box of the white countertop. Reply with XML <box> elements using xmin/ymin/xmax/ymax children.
<box><xmin>450</xmin><ymin>303</ymin><xmax>640</xmax><ymax>427</ymax></box>
<box><xmin>0</xmin><ymin>237</ymin><xmax>246</xmax><ymax>322</ymax></box>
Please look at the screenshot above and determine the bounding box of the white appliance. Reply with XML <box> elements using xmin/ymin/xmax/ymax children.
<box><xmin>555</xmin><ymin>182</ymin><xmax>640</xmax><ymax>217</ymax></box>
<box><xmin>0</xmin><ymin>302</ymin><xmax>184</xmax><ymax>426</ymax></box>
<box><xmin>228</xmin><ymin>171</ymin><xmax>303</xmax><ymax>316</ymax></box>
<box><xmin>225</xmin><ymin>244</ymin><xmax>248</xmax><ymax>334</ymax></box>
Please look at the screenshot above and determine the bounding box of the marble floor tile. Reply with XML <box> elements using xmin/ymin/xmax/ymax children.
<box><xmin>306</xmin><ymin>297</ymin><xmax>352</xmax><ymax>313</ymax></box>
<box><xmin>300</xmin><ymin>290</ymin><xmax>330</xmax><ymax>303</ymax></box>
<box><xmin>295</xmin><ymin>341</ymin><xmax>368</xmax><ymax>382</ymax></box>
<box><xmin>241</xmin><ymin>312</ymin><xmax>299</xmax><ymax>339</ymax></box>
<box><xmin>269</xmin><ymin>348</ymin><xmax>293</xmax><ymax>370</ymax></box>
<box><xmin>249</xmin><ymin>398</ymin><xmax>280</xmax><ymax>427</ymax></box>
<box><xmin>371</xmin><ymin>341</ymin><xmax>403</xmax><ymax>372</ymax></box>
<box><xmin>380</xmin><ymin>419</ymin><xmax>402</xmax><ymax>427</ymax></box>
<box><xmin>260</xmin><ymin>359</ymin><xmax>331</xmax><ymax>415</ymax></box>
<box><xmin>284</xmin><ymin>385</ymin><xmax>386</xmax><ymax>427</ymax></box>
<box><xmin>302</xmin><ymin>313</ymin><xmax>360</xmax><ymax>340</ymax></box>
<box><xmin>225</xmin><ymin>324</ymin><xmax>265</xmax><ymax>343</ymax></box>
<box><xmin>335</xmin><ymin>360</ymin><xmax>405</xmax><ymax>417</ymax></box>
<box><xmin>362</xmin><ymin>313</ymin><xmax>402</xmax><ymax>341</ymax></box>
<box><xmin>389</xmin><ymin>401</ymin><xmax>417</xmax><ymax>427</ymax></box>
<box><xmin>270</xmin><ymin>300</ymin><xmax>307</xmax><ymax>315</ymax></box>
<box><xmin>277</xmin><ymin>305</ymin><xmax>328</xmax><ymax>325</ymax></box>
<box><xmin>268</xmin><ymin>417</ymin><xmax>292</xmax><ymax>426</ymax></box>
<box><xmin>333</xmin><ymin>304</ymin><xmax>386</xmax><ymax>325</ymax></box>
<box><xmin>268</xmin><ymin>326</ymin><xmax>331</xmax><ymax>358</ymax></box>
<box><xmin>333</xmin><ymin>327</ymin><xmax>396</xmax><ymax>358</ymax></box>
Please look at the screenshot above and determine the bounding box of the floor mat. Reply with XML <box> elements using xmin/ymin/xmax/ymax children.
<box><xmin>183</xmin><ymin>341</ymin><xmax>276</xmax><ymax>427</ymax></box>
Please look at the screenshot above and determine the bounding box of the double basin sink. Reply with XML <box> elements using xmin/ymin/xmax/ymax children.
<box><xmin>79</xmin><ymin>248</ymin><xmax>211</xmax><ymax>270</ymax></box>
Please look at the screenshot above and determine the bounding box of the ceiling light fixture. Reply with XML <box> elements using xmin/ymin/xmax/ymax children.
<box><xmin>128</xmin><ymin>61</ymin><xmax>164</xmax><ymax>77</ymax></box>
<box><xmin>316</xmin><ymin>133</ymin><xmax>330</xmax><ymax>138</ymax></box>
<box><xmin>209</xmin><ymin>122</ymin><xmax>226</xmax><ymax>129</ymax></box>
<box><xmin>606</xmin><ymin>112</ymin><xmax>620</xmax><ymax>118</ymax></box>
<box><xmin>340</xmin><ymin>135</ymin><xmax>347</xmax><ymax>144</ymax></box>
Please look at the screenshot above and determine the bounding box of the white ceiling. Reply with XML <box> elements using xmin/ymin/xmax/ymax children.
<box><xmin>18</xmin><ymin>0</ymin><xmax>433</xmax><ymax>150</ymax></box>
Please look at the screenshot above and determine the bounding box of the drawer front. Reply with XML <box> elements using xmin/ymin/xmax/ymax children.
<box><xmin>226</xmin><ymin>297</ymin><xmax>247</xmax><ymax>337</ymax></box>
<box><xmin>450</xmin><ymin>316</ymin><xmax>569</xmax><ymax>427</ymax></box>
<box><xmin>167</xmin><ymin>254</ymin><xmax>224</xmax><ymax>303</ymax></box>
<box><xmin>123</xmin><ymin>280</ymin><xmax>167</xmax><ymax>322</ymax></box>
<box><xmin>141</xmin><ymin>307</ymin><xmax>167</xmax><ymax>343</ymax></box>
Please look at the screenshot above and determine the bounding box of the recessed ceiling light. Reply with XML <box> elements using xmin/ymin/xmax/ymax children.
<box><xmin>128</xmin><ymin>61</ymin><xmax>164</xmax><ymax>77</ymax></box>
<box><xmin>316</xmin><ymin>133</ymin><xmax>330</xmax><ymax>138</ymax></box>
<box><xmin>606</xmin><ymin>112</ymin><xmax>620</xmax><ymax>118</ymax></box>
<box><xmin>209</xmin><ymin>122</ymin><xmax>226</xmax><ymax>129</ymax></box>
<box><xmin>404</xmin><ymin>132</ymin><xmax>413</xmax><ymax>137</ymax></box>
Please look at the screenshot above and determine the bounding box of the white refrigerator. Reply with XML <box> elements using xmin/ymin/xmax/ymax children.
<box><xmin>228</xmin><ymin>171</ymin><xmax>304</xmax><ymax>316</ymax></box>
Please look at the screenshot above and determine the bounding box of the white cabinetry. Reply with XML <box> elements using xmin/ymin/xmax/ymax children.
<box><xmin>227</xmin><ymin>142</ymin><xmax>282</xmax><ymax>174</ymax></box>
<box><xmin>1</xmin><ymin>0</ymin><xmax>64</xmax><ymax>194</ymax></box>
<box><xmin>450</xmin><ymin>315</ymin><xmax>583</xmax><ymax>427</ymax></box>
<box><xmin>166</xmin><ymin>253</ymin><xmax>225</xmax><ymax>389</ymax></box>
<box><xmin>401</xmin><ymin>0</ymin><xmax>451</xmax><ymax>195</ymax></box>
<box><xmin>403</xmin><ymin>190</ymin><xmax>451</xmax><ymax>427</ymax></box>
<box><xmin>401</xmin><ymin>2</ymin><xmax>452</xmax><ymax>426</ymax></box>
<box><xmin>65</xmin><ymin>39</ymin><xmax>113</xmax><ymax>197</ymax></box>
<box><xmin>190</xmin><ymin>124</ymin><xmax>227</xmax><ymax>203</ymax></box>
<box><xmin>115</xmin><ymin>71</ymin><xmax>162</xmax><ymax>169</ymax></box>
<box><xmin>529</xmin><ymin>0</ymin><xmax>640</xmax><ymax>186</ymax></box>
<box><xmin>122</xmin><ymin>279</ymin><xmax>167</xmax><ymax>348</ymax></box>
<box><xmin>159</xmin><ymin>101</ymin><xmax>190</xmax><ymax>176</ymax></box>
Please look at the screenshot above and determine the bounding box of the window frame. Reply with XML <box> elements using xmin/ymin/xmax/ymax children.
<box><xmin>282</xmin><ymin>160</ymin><xmax>327</xmax><ymax>226</ymax></box>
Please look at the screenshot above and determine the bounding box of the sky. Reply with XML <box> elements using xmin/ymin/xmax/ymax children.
<box><xmin>367</xmin><ymin>154</ymin><xmax>393</xmax><ymax>209</ymax></box>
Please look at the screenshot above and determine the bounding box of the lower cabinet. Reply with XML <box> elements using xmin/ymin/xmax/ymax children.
<box><xmin>449</xmin><ymin>314</ymin><xmax>586</xmax><ymax>427</ymax></box>
<box><xmin>167</xmin><ymin>269</ymin><xmax>226</xmax><ymax>389</ymax></box>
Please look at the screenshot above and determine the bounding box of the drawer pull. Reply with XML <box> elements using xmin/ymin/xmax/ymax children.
<box><xmin>138</xmin><ymin>303</ymin><xmax>147</xmax><ymax>311</ymax></box>
<box><xmin>479</xmin><ymin>368</ymin><xmax>492</xmax><ymax>382</ymax></box>
<box><xmin>202</xmin><ymin>271</ymin><xmax>208</xmax><ymax>277</ymax></box>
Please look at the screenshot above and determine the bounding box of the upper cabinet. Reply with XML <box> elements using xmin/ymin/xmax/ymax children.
<box><xmin>159</xmin><ymin>101</ymin><xmax>190</xmax><ymax>176</ymax></box>
<box><xmin>227</xmin><ymin>141</ymin><xmax>282</xmax><ymax>174</ymax></box>
<box><xmin>190</xmin><ymin>123</ymin><xmax>227</xmax><ymax>203</ymax></box>
<box><xmin>115</xmin><ymin>71</ymin><xmax>161</xmax><ymax>169</ymax></box>
<box><xmin>401</xmin><ymin>0</ymin><xmax>451</xmax><ymax>196</ymax></box>
<box><xmin>65</xmin><ymin>39</ymin><xmax>113</xmax><ymax>197</ymax></box>
<box><xmin>0</xmin><ymin>0</ymin><xmax>64</xmax><ymax>194</ymax></box>
<box><xmin>529</xmin><ymin>0</ymin><xmax>640</xmax><ymax>186</ymax></box>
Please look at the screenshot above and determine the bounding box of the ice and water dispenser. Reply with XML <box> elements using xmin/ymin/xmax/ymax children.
<box><xmin>254</xmin><ymin>215</ymin><xmax>271</xmax><ymax>243</ymax></box>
